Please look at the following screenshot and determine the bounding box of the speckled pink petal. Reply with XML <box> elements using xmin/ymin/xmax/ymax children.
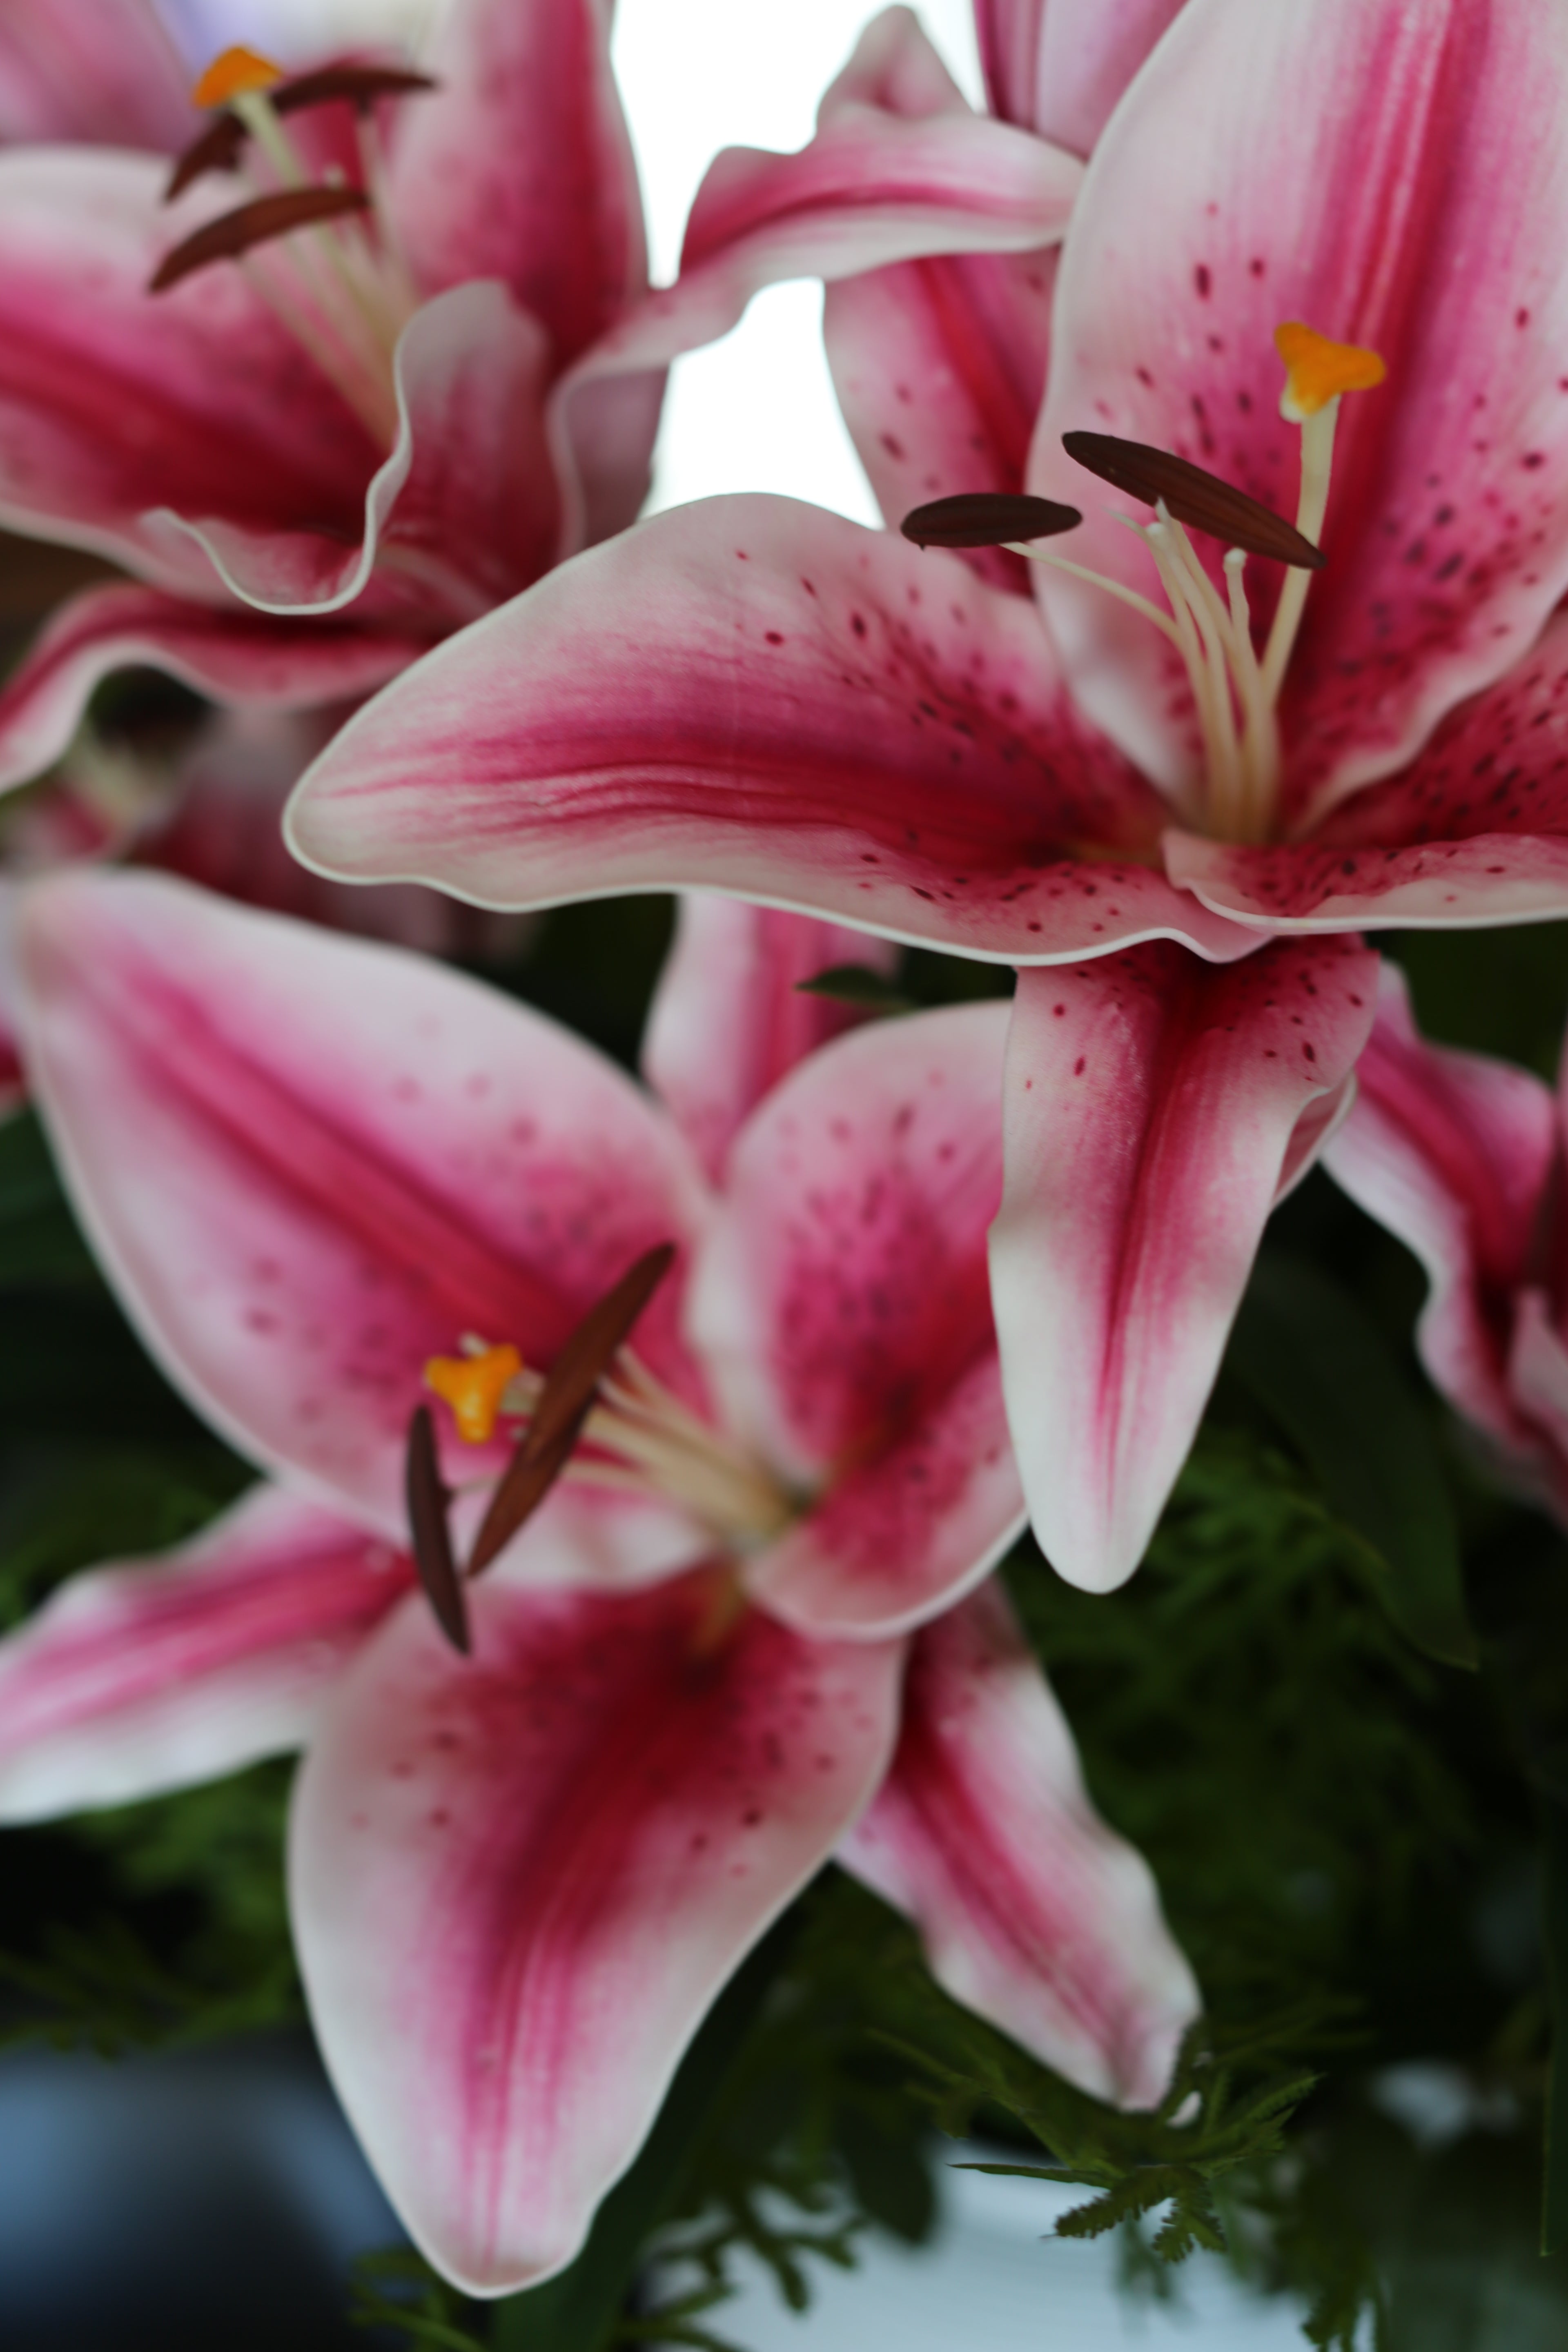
<box><xmin>693</xmin><ymin>1004</ymin><xmax>1025</xmax><ymax>1637</ymax></box>
<box><xmin>290</xmin><ymin>1568</ymin><xmax>902</xmax><ymax>2295</ymax></box>
<box><xmin>0</xmin><ymin>584</ymin><xmax>428</xmax><ymax>797</ymax></box>
<box><xmin>0</xmin><ymin>151</ymin><xmax>379</xmax><ymax>593</ymax></box>
<box><xmin>825</xmin><ymin>249</ymin><xmax>1055</xmax><ymax>597</ymax></box>
<box><xmin>976</xmin><ymin>0</ymin><xmax>1187</xmax><ymax>150</ymax></box>
<box><xmin>1029</xmin><ymin>0</ymin><xmax>1568</xmax><ymax>817</ymax></box>
<box><xmin>14</xmin><ymin>871</ymin><xmax>711</xmax><ymax>1537</ymax></box>
<box><xmin>1322</xmin><ymin>962</ymin><xmax>1557</xmax><ymax>1455</ymax></box>
<box><xmin>0</xmin><ymin>0</ymin><xmax>191</xmax><ymax>147</ymax></box>
<box><xmin>0</xmin><ymin>1483</ymin><xmax>411</xmax><ymax>1822</ymax></box>
<box><xmin>641</xmin><ymin>898</ymin><xmax>898</xmax><ymax>1184</ymax></box>
<box><xmin>285</xmin><ymin>494</ymin><xmax>1252</xmax><ymax>969</ymax></box>
<box><xmin>992</xmin><ymin>935</ymin><xmax>1379</xmax><ymax>1591</ymax></box>
<box><xmin>1165</xmin><ymin>612</ymin><xmax>1568</xmax><ymax>931</ymax></box>
<box><xmin>841</xmin><ymin>1581</ymin><xmax>1198</xmax><ymax>2104</ymax></box>
<box><xmin>156</xmin><ymin>282</ymin><xmax>560</xmax><ymax>621</ymax></box>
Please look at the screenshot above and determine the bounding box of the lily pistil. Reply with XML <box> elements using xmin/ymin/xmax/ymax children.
<box><xmin>906</xmin><ymin>322</ymin><xmax>1386</xmax><ymax>849</ymax></box>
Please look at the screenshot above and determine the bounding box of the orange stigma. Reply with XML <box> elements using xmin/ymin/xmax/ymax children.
<box><xmin>424</xmin><ymin>1344</ymin><xmax>523</xmax><ymax>1445</ymax></box>
<box><xmin>192</xmin><ymin>45</ymin><xmax>285</xmax><ymax>108</ymax></box>
<box><xmin>1274</xmin><ymin>322</ymin><xmax>1386</xmax><ymax>421</ymax></box>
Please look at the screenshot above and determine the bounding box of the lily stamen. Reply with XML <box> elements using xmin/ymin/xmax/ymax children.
<box><xmin>152</xmin><ymin>45</ymin><xmax>437</xmax><ymax>452</ymax></box>
<box><xmin>909</xmin><ymin>322</ymin><xmax>1384</xmax><ymax>847</ymax></box>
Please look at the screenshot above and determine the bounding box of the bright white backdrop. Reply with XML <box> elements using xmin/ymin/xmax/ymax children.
<box><xmin>613</xmin><ymin>0</ymin><xmax>982</xmax><ymax>521</ymax></box>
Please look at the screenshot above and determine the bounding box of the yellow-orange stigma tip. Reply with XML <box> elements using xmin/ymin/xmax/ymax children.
<box><xmin>424</xmin><ymin>1344</ymin><xmax>522</xmax><ymax>1446</ymax></box>
<box><xmin>192</xmin><ymin>45</ymin><xmax>285</xmax><ymax>108</ymax></box>
<box><xmin>1274</xmin><ymin>321</ymin><xmax>1387</xmax><ymax>420</ymax></box>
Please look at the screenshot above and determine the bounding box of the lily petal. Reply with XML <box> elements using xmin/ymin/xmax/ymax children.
<box><xmin>1165</xmin><ymin>611</ymin><xmax>1568</xmax><ymax>931</ymax></box>
<box><xmin>547</xmin><ymin>27</ymin><xmax>1081</xmax><ymax>548</ymax></box>
<box><xmin>811</xmin><ymin>7</ymin><xmax>1055</xmax><ymax>595</ymax></box>
<box><xmin>1322</xmin><ymin>962</ymin><xmax>1556</xmax><ymax>1453</ymax></box>
<box><xmin>991</xmin><ymin>935</ymin><xmax>1379</xmax><ymax>1591</ymax></box>
<box><xmin>290</xmin><ymin>1567</ymin><xmax>902</xmax><ymax>2294</ymax></box>
<box><xmin>0</xmin><ymin>1483</ymin><xmax>410</xmax><ymax>1822</ymax></box>
<box><xmin>153</xmin><ymin>281</ymin><xmax>559</xmax><ymax>620</ymax></box>
<box><xmin>285</xmin><ymin>494</ymin><xmax>1254</xmax><ymax>969</ymax></box>
<box><xmin>0</xmin><ymin>0</ymin><xmax>192</xmax><ymax>148</ymax></box>
<box><xmin>976</xmin><ymin>0</ymin><xmax>1187</xmax><ymax>149</ymax></box>
<box><xmin>824</xmin><ymin>246</ymin><xmax>1055</xmax><ymax>596</ymax></box>
<box><xmin>1508</xmin><ymin>1292</ymin><xmax>1568</xmax><ymax>1506</ymax></box>
<box><xmin>13</xmin><ymin>871</ymin><xmax>710</xmax><ymax>1536</ymax></box>
<box><xmin>840</xmin><ymin>1581</ymin><xmax>1198</xmax><ymax>2105</ymax></box>
<box><xmin>641</xmin><ymin>897</ymin><xmax>898</xmax><ymax>1183</ymax></box>
<box><xmin>388</xmin><ymin>0</ymin><xmax>648</xmax><ymax>371</ymax></box>
<box><xmin>1030</xmin><ymin>0</ymin><xmax>1568</xmax><ymax>815</ymax></box>
<box><xmin>0</xmin><ymin>150</ymin><xmax>379</xmax><ymax>594</ymax></box>
<box><xmin>694</xmin><ymin>1004</ymin><xmax>1026</xmax><ymax>1638</ymax></box>
<box><xmin>0</xmin><ymin>584</ymin><xmax>427</xmax><ymax>797</ymax></box>
<box><xmin>128</xmin><ymin>708</ymin><xmax>537</xmax><ymax>955</ymax></box>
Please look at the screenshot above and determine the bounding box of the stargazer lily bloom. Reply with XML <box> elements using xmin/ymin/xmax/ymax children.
<box><xmin>0</xmin><ymin>2</ymin><xmax>1086</xmax><ymax>796</ymax></box>
<box><xmin>0</xmin><ymin>871</ymin><xmax>1198</xmax><ymax>2295</ymax></box>
<box><xmin>1323</xmin><ymin>966</ymin><xmax>1568</xmax><ymax>1527</ymax></box>
<box><xmin>301</xmin><ymin>0</ymin><xmax>1568</xmax><ymax>1584</ymax></box>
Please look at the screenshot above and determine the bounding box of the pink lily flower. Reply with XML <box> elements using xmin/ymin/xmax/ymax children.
<box><xmin>300</xmin><ymin>0</ymin><xmax>1561</xmax><ymax>1584</ymax></box>
<box><xmin>0</xmin><ymin>2</ymin><xmax>1085</xmax><ymax>796</ymax></box>
<box><xmin>0</xmin><ymin>872</ymin><xmax>1197</xmax><ymax>2294</ymax></box>
<box><xmin>1323</xmin><ymin>965</ymin><xmax>1568</xmax><ymax>1525</ymax></box>
<box><xmin>0</xmin><ymin>0</ymin><xmax>656</xmax><ymax>783</ymax></box>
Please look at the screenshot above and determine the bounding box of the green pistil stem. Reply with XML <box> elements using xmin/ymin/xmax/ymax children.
<box><xmin>1261</xmin><ymin>395</ymin><xmax>1339</xmax><ymax>702</ymax></box>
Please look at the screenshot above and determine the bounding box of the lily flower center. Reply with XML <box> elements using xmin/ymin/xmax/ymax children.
<box><xmin>904</xmin><ymin>324</ymin><xmax>1385</xmax><ymax>848</ymax></box>
<box><xmin>425</xmin><ymin>1334</ymin><xmax>796</xmax><ymax>1552</ymax></box>
<box><xmin>1046</xmin><ymin>324</ymin><xmax>1383</xmax><ymax>845</ymax></box>
<box><xmin>151</xmin><ymin>45</ymin><xmax>436</xmax><ymax>451</ymax></box>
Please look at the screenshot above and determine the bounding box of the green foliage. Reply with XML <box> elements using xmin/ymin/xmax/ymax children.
<box><xmin>1009</xmin><ymin>1425</ymin><xmax>1477</xmax><ymax>2015</ymax></box>
<box><xmin>1227</xmin><ymin>1250</ymin><xmax>1474</xmax><ymax>1668</ymax></box>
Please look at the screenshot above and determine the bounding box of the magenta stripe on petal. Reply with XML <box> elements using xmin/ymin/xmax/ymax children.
<box><xmin>841</xmin><ymin>1582</ymin><xmax>1198</xmax><ymax>2107</ymax></box>
<box><xmin>285</xmin><ymin>494</ymin><xmax>1253</xmax><ymax>968</ymax></box>
<box><xmin>992</xmin><ymin>935</ymin><xmax>1378</xmax><ymax>1591</ymax></box>
<box><xmin>16</xmin><ymin>873</ymin><xmax>710</xmax><ymax>1534</ymax></box>
<box><xmin>0</xmin><ymin>1484</ymin><xmax>410</xmax><ymax>1820</ymax></box>
<box><xmin>290</xmin><ymin>1569</ymin><xmax>902</xmax><ymax>2294</ymax></box>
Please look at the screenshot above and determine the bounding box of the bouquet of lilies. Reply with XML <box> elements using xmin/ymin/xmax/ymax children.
<box><xmin>0</xmin><ymin>0</ymin><xmax>1566</xmax><ymax>2343</ymax></box>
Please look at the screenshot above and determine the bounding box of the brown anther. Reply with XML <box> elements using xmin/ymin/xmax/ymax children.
<box><xmin>901</xmin><ymin>492</ymin><xmax>1082</xmax><ymax>550</ymax></box>
<box><xmin>166</xmin><ymin>65</ymin><xmax>438</xmax><ymax>201</ymax></box>
<box><xmin>167</xmin><ymin>114</ymin><xmax>247</xmax><ymax>202</ymax></box>
<box><xmin>405</xmin><ymin>1403</ymin><xmax>470</xmax><ymax>1655</ymax></box>
<box><xmin>149</xmin><ymin>185</ymin><xmax>370</xmax><ymax>290</ymax></box>
<box><xmin>467</xmin><ymin>1241</ymin><xmax>677</xmax><ymax>1577</ymax></box>
<box><xmin>1062</xmin><ymin>431</ymin><xmax>1326</xmax><ymax>568</ymax></box>
<box><xmin>275</xmin><ymin>63</ymin><xmax>437</xmax><ymax>114</ymax></box>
